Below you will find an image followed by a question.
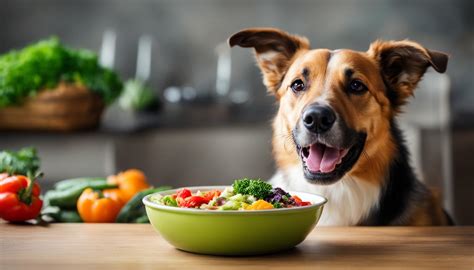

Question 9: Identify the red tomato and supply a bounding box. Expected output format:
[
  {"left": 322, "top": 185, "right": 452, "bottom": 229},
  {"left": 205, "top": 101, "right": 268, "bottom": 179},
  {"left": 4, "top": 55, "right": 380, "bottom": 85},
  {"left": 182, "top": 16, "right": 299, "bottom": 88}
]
[
  {"left": 176, "top": 189, "right": 192, "bottom": 199},
  {"left": 292, "top": 195, "right": 303, "bottom": 204},
  {"left": 181, "top": 196, "right": 207, "bottom": 208},
  {"left": 292, "top": 195, "right": 311, "bottom": 206},
  {"left": 176, "top": 189, "right": 192, "bottom": 207},
  {"left": 202, "top": 190, "right": 221, "bottom": 203}
]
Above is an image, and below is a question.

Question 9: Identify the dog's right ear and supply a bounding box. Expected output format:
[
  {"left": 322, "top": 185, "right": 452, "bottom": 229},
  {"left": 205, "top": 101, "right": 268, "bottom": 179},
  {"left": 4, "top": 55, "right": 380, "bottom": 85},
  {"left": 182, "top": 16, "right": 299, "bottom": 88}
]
[{"left": 229, "top": 28, "right": 310, "bottom": 94}]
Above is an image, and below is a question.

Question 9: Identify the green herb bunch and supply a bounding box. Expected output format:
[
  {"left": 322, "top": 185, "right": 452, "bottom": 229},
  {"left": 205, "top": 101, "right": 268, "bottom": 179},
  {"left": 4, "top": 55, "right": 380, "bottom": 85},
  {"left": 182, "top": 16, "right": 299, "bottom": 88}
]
[
  {"left": 0, "top": 38, "right": 123, "bottom": 107},
  {"left": 0, "top": 147, "right": 40, "bottom": 176},
  {"left": 232, "top": 178, "right": 272, "bottom": 199}
]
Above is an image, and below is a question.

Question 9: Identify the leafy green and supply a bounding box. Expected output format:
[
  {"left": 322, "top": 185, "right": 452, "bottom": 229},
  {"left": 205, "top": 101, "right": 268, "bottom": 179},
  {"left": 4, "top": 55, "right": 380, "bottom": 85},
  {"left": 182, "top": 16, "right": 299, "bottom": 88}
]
[
  {"left": 221, "top": 200, "right": 243, "bottom": 210},
  {"left": 0, "top": 147, "right": 40, "bottom": 176},
  {"left": 162, "top": 195, "right": 178, "bottom": 207},
  {"left": 232, "top": 178, "right": 272, "bottom": 199},
  {"left": 0, "top": 38, "right": 123, "bottom": 107},
  {"left": 273, "top": 202, "right": 283, "bottom": 208}
]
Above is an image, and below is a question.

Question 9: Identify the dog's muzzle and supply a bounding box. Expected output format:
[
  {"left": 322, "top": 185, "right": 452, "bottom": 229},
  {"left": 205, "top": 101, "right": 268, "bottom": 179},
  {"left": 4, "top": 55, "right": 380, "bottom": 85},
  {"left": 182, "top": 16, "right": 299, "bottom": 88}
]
[{"left": 293, "top": 103, "right": 366, "bottom": 184}]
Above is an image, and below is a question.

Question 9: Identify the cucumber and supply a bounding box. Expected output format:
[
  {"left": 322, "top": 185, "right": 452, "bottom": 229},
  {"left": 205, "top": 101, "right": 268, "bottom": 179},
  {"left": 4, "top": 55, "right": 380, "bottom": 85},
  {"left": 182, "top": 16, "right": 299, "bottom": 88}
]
[
  {"left": 57, "top": 210, "right": 82, "bottom": 223},
  {"left": 116, "top": 186, "right": 171, "bottom": 223},
  {"left": 133, "top": 215, "right": 150, "bottom": 223},
  {"left": 45, "top": 182, "right": 117, "bottom": 209},
  {"left": 54, "top": 177, "right": 107, "bottom": 190},
  {"left": 41, "top": 206, "right": 82, "bottom": 223},
  {"left": 41, "top": 205, "right": 61, "bottom": 219}
]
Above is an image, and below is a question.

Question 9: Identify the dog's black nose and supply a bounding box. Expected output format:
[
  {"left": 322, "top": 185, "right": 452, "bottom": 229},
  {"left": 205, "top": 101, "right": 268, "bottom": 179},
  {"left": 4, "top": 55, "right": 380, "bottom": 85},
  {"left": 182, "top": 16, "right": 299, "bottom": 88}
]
[{"left": 302, "top": 105, "right": 336, "bottom": 133}]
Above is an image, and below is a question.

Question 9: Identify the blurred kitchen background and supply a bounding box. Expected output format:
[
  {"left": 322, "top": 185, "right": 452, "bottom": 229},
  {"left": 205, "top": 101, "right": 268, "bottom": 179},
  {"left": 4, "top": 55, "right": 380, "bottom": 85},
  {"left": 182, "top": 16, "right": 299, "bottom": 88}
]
[{"left": 0, "top": 0, "right": 472, "bottom": 224}]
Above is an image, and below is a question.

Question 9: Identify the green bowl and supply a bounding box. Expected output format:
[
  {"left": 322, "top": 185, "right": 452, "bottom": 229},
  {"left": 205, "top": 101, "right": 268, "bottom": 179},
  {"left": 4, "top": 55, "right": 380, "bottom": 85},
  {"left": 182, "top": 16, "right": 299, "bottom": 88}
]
[{"left": 143, "top": 186, "right": 327, "bottom": 256}]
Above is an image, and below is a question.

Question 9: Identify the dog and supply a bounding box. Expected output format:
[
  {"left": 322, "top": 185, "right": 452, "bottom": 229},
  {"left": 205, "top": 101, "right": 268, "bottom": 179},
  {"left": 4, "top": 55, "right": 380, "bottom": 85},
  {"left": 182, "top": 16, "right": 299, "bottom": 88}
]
[{"left": 229, "top": 28, "right": 452, "bottom": 226}]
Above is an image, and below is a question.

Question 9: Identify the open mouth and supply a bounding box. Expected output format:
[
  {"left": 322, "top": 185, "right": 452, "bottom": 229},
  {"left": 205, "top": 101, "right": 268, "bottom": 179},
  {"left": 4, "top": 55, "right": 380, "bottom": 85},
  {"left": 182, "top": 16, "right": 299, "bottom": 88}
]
[{"left": 297, "top": 134, "right": 366, "bottom": 184}]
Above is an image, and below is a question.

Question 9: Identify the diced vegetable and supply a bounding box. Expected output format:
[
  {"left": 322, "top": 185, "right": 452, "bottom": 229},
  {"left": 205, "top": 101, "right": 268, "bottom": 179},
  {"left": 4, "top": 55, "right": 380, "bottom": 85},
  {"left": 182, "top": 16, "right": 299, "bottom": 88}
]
[
  {"left": 202, "top": 190, "right": 221, "bottom": 202},
  {"left": 266, "top": 187, "right": 297, "bottom": 207},
  {"left": 292, "top": 195, "right": 311, "bottom": 206},
  {"left": 150, "top": 179, "right": 311, "bottom": 211},
  {"left": 246, "top": 200, "right": 274, "bottom": 210},
  {"left": 176, "top": 188, "right": 192, "bottom": 199},
  {"left": 161, "top": 195, "right": 178, "bottom": 207},
  {"left": 221, "top": 200, "right": 243, "bottom": 210},
  {"left": 179, "top": 196, "right": 208, "bottom": 208}
]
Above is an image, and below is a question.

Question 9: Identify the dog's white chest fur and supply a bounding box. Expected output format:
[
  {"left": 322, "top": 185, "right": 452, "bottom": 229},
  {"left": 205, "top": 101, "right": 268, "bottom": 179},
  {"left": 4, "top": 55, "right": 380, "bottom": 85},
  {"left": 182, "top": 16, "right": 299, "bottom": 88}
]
[{"left": 269, "top": 166, "right": 381, "bottom": 226}]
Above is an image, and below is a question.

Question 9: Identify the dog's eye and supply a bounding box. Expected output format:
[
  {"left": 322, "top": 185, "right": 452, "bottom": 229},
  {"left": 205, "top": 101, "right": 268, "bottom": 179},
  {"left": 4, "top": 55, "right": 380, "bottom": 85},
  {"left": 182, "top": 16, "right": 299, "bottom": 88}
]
[
  {"left": 291, "top": 79, "right": 305, "bottom": 93},
  {"left": 349, "top": 80, "right": 368, "bottom": 94}
]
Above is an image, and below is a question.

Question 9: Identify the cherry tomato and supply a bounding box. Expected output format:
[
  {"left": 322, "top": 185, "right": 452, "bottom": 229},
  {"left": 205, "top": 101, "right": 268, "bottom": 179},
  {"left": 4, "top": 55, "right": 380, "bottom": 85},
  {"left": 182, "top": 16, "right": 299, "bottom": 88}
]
[
  {"left": 292, "top": 195, "right": 311, "bottom": 206},
  {"left": 181, "top": 196, "right": 207, "bottom": 208},
  {"left": 202, "top": 190, "right": 221, "bottom": 203},
  {"left": 176, "top": 189, "right": 192, "bottom": 199}
]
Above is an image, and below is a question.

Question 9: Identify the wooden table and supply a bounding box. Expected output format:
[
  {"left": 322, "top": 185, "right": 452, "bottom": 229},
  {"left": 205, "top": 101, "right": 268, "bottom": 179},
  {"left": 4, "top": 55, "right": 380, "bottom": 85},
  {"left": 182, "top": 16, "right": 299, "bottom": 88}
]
[{"left": 1, "top": 224, "right": 473, "bottom": 270}]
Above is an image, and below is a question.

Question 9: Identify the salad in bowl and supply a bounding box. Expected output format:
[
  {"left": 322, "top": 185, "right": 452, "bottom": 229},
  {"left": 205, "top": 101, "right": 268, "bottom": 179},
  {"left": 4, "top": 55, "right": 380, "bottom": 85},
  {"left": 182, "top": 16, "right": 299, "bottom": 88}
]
[
  {"left": 143, "top": 178, "right": 326, "bottom": 256},
  {"left": 149, "top": 178, "right": 311, "bottom": 211}
]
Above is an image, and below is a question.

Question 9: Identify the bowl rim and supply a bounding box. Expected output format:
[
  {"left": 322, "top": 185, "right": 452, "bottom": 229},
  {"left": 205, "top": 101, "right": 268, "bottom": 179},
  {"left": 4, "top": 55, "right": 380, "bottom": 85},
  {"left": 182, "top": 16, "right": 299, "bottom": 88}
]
[{"left": 143, "top": 185, "right": 327, "bottom": 214}]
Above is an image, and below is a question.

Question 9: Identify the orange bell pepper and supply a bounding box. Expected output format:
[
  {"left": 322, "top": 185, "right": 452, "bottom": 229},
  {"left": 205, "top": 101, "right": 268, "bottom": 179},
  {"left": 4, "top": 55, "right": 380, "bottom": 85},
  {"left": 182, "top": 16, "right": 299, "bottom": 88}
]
[
  {"left": 77, "top": 188, "right": 122, "bottom": 223},
  {"left": 102, "top": 188, "right": 126, "bottom": 204},
  {"left": 107, "top": 169, "right": 150, "bottom": 203}
]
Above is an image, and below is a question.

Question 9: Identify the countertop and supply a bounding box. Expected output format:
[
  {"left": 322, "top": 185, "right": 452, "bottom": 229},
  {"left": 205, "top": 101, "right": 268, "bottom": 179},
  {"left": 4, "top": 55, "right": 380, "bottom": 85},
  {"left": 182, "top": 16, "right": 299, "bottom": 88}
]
[{"left": 1, "top": 224, "right": 473, "bottom": 269}]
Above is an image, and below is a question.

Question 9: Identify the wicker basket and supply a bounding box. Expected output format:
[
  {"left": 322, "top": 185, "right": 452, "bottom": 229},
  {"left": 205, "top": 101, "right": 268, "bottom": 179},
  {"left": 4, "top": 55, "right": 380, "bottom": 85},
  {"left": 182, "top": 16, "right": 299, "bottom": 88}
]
[{"left": 0, "top": 83, "right": 104, "bottom": 131}]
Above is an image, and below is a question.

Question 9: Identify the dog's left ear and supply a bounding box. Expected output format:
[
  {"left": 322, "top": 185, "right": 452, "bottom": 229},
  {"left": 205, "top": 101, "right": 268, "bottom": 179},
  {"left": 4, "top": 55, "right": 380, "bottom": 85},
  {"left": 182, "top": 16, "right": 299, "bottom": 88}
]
[
  {"left": 368, "top": 40, "right": 448, "bottom": 108},
  {"left": 229, "top": 28, "right": 310, "bottom": 95}
]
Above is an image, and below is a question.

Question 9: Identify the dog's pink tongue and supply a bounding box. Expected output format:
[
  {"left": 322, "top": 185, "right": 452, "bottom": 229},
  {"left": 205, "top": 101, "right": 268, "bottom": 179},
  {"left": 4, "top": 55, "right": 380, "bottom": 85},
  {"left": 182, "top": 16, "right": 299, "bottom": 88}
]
[
  {"left": 320, "top": 147, "right": 342, "bottom": 173},
  {"left": 305, "top": 144, "right": 324, "bottom": 172},
  {"left": 306, "top": 144, "right": 348, "bottom": 173}
]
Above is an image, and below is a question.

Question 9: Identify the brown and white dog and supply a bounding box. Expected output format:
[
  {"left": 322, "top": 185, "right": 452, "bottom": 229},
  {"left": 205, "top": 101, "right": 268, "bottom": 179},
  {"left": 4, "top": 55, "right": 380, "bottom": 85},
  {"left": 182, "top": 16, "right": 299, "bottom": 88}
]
[{"left": 229, "top": 28, "right": 452, "bottom": 226}]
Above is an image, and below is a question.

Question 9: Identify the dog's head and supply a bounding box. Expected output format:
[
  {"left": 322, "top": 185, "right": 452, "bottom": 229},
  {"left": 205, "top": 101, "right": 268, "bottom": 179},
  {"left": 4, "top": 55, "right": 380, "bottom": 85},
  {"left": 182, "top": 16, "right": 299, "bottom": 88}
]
[{"left": 229, "top": 28, "right": 448, "bottom": 185}]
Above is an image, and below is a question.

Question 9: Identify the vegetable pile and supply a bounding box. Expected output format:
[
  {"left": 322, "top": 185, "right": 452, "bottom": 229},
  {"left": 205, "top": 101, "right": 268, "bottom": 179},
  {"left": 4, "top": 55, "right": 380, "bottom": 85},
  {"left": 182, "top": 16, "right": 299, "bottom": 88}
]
[
  {"left": 0, "top": 148, "right": 308, "bottom": 223},
  {"left": 0, "top": 38, "right": 123, "bottom": 108},
  {"left": 151, "top": 178, "right": 311, "bottom": 211},
  {"left": 0, "top": 147, "right": 171, "bottom": 223},
  {"left": 43, "top": 169, "right": 171, "bottom": 223}
]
